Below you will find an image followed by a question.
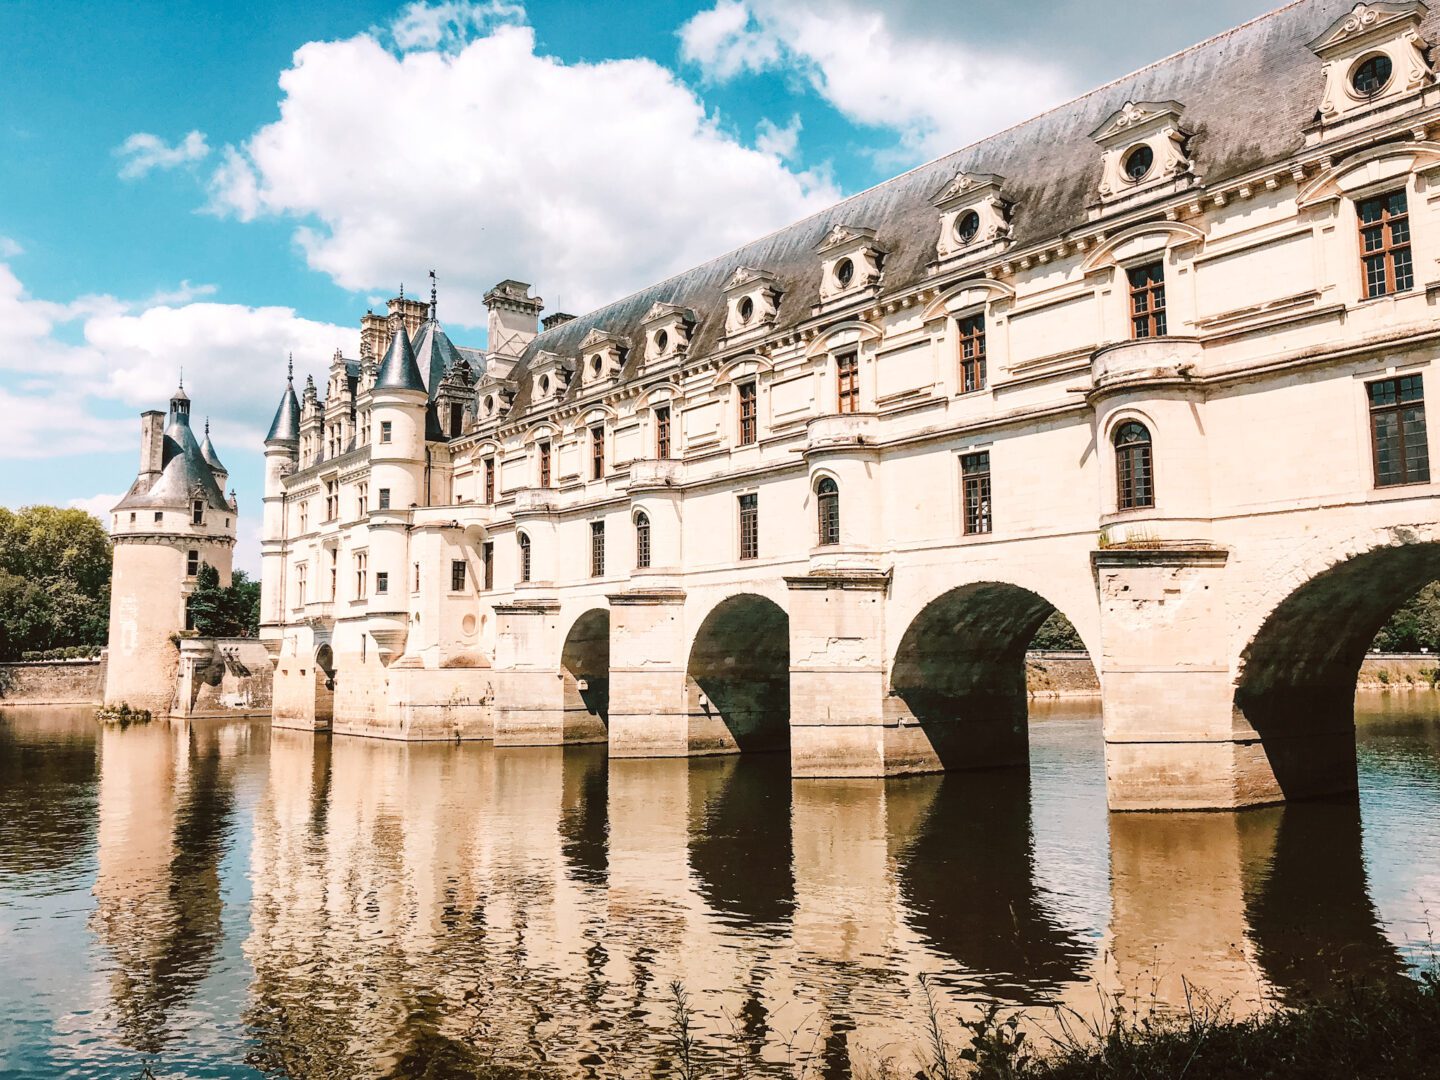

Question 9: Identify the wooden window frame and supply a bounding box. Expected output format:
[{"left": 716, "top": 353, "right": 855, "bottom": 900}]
[
  {"left": 482, "top": 542, "right": 495, "bottom": 591},
  {"left": 518, "top": 533, "right": 532, "bottom": 583},
  {"left": 737, "top": 381, "right": 758, "bottom": 446},
  {"left": 816, "top": 477, "right": 840, "bottom": 546},
  {"left": 961, "top": 451, "right": 992, "bottom": 535},
  {"left": 835, "top": 351, "right": 860, "bottom": 414},
  {"left": 1114, "top": 421, "right": 1156, "bottom": 511},
  {"left": 590, "top": 425, "right": 605, "bottom": 481},
  {"left": 590, "top": 520, "right": 606, "bottom": 577},
  {"left": 958, "top": 315, "right": 987, "bottom": 393},
  {"left": 1127, "top": 262, "right": 1167, "bottom": 339},
  {"left": 1368, "top": 374, "right": 1430, "bottom": 487},
  {"left": 186, "top": 550, "right": 199, "bottom": 577},
  {"left": 375, "top": 571, "right": 389, "bottom": 595},
  {"left": 538, "top": 440, "right": 552, "bottom": 488},
  {"left": 377, "top": 488, "right": 391, "bottom": 511},
  {"left": 484, "top": 456, "right": 496, "bottom": 503},
  {"left": 738, "top": 493, "right": 759, "bottom": 560},
  {"left": 450, "top": 559, "right": 467, "bottom": 593},
  {"left": 635, "top": 512, "right": 652, "bottom": 569},
  {"left": 379, "top": 420, "right": 392, "bottom": 444},
  {"left": 1358, "top": 189, "right": 1414, "bottom": 299},
  {"left": 654, "top": 405, "right": 671, "bottom": 459}
]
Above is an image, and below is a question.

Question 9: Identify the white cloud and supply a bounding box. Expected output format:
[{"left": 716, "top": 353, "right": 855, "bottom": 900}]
[
  {"left": 206, "top": 6, "right": 839, "bottom": 318},
  {"left": 67, "top": 493, "right": 124, "bottom": 526},
  {"left": 116, "top": 130, "right": 211, "bottom": 180},
  {"left": 0, "top": 257, "right": 351, "bottom": 461},
  {"left": 142, "top": 280, "right": 219, "bottom": 306},
  {"left": 679, "top": 0, "right": 1076, "bottom": 160},
  {"left": 387, "top": 0, "right": 524, "bottom": 51},
  {"left": 755, "top": 114, "right": 802, "bottom": 162},
  {"left": 0, "top": 237, "right": 22, "bottom": 259},
  {"left": 678, "top": 0, "right": 781, "bottom": 81}
]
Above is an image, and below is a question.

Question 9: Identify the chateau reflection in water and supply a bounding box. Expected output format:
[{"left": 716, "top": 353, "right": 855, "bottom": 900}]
[{"left": 0, "top": 698, "right": 1434, "bottom": 1078}]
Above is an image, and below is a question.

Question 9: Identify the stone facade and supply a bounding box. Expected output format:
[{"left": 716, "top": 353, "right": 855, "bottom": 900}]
[{"left": 266, "top": 1, "right": 1440, "bottom": 808}]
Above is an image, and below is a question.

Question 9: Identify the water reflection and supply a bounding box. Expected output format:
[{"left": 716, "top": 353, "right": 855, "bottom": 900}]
[{"left": 0, "top": 700, "right": 1438, "bottom": 1078}]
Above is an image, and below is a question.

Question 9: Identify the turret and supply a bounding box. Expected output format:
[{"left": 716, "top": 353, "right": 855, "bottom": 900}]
[
  {"left": 199, "top": 417, "right": 229, "bottom": 492},
  {"left": 260, "top": 363, "right": 301, "bottom": 638},
  {"left": 105, "top": 382, "right": 237, "bottom": 715}
]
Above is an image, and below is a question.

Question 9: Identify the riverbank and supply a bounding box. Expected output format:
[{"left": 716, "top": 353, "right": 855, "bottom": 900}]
[{"left": 0, "top": 657, "right": 105, "bottom": 705}]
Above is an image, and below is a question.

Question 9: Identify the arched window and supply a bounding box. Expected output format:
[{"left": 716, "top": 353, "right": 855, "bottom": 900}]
[
  {"left": 1114, "top": 421, "right": 1154, "bottom": 510},
  {"left": 816, "top": 476, "right": 840, "bottom": 546},
  {"left": 517, "top": 532, "right": 532, "bottom": 583},
  {"left": 635, "top": 511, "right": 652, "bottom": 569}
]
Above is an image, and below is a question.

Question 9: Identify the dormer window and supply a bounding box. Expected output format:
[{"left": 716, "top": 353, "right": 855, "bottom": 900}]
[
  {"left": 191, "top": 499, "right": 204, "bottom": 525},
  {"left": 723, "top": 267, "right": 781, "bottom": 337},
  {"left": 1090, "top": 101, "right": 1193, "bottom": 213},
  {"left": 815, "top": 224, "right": 885, "bottom": 303},
  {"left": 640, "top": 302, "right": 695, "bottom": 362},
  {"left": 539, "top": 375, "right": 550, "bottom": 396},
  {"left": 1308, "top": 3, "right": 1435, "bottom": 132},
  {"left": 579, "top": 329, "right": 624, "bottom": 385},
  {"left": 931, "top": 173, "right": 1012, "bottom": 263}
]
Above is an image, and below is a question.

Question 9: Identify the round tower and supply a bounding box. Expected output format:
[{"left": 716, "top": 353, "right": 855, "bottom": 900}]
[
  {"left": 105, "top": 383, "right": 238, "bottom": 715},
  {"left": 366, "top": 324, "right": 429, "bottom": 660},
  {"left": 259, "top": 362, "right": 301, "bottom": 645}
]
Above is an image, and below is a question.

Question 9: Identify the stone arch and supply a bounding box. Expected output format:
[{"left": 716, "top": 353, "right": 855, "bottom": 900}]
[
  {"left": 888, "top": 580, "right": 1092, "bottom": 770},
  {"left": 313, "top": 642, "right": 335, "bottom": 726},
  {"left": 686, "top": 593, "right": 790, "bottom": 753},
  {"left": 560, "top": 607, "right": 610, "bottom": 730},
  {"left": 1232, "top": 525, "right": 1440, "bottom": 800}
]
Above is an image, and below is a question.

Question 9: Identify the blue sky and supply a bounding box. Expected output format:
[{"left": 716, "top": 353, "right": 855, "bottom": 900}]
[{"left": 0, "top": 0, "right": 1276, "bottom": 569}]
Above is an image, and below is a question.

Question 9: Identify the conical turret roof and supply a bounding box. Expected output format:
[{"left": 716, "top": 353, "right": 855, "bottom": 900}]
[
  {"left": 199, "top": 418, "right": 227, "bottom": 475},
  {"left": 265, "top": 374, "right": 301, "bottom": 445},
  {"left": 412, "top": 319, "right": 469, "bottom": 398},
  {"left": 375, "top": 324, "right": 426, "bottom": 392}
]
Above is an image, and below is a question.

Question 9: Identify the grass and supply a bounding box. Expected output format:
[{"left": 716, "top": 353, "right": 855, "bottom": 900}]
[{"left": 657, "top": 968, "right": 1440, "bottom": 1080}]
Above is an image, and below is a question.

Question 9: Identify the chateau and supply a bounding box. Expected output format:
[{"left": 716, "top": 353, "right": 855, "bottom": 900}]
[{"left": 263, "top": 0, "right": 1440, "bottom": 811}]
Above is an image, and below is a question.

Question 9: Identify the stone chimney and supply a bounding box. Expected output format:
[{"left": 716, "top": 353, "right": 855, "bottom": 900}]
[
  {"left": 484, "top": 280, "right": 544, "bottom": 359},
  {"left": 542, "top": 312, "right": 576, "bottom": 332},
  {"left": 137, "top": 410, "right": 164, "bottom": 493},
  {"left": 360, "top": 310, "right": 389, "bottom": 363},
  {"left": 387, "top": 291, "right": 429, "bottom": 340}
]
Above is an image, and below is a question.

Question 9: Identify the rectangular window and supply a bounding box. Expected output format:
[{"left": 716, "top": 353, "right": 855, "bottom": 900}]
[
  {"left": 191, "top": 499, "right": 205, "bottom": 525},
  {"left": 296, "top": 563, "right": 307, "bottom": 606},
  {"left": 836, "top": 351, "right": 860, "bottom": 413},
  {"left": 378, "top": 488, "right": 390, "bottom": 510},
  {"left": 591, "top": 425, "right": 605, "bottom": 480},
  {"left": 449, "top": 402, "right": 464, "bottom": 437},
  {"left": 357, "top": 483, "right": 368, "bottom": 516},
  {"left": 413, "top": 563, "right": 421, "bottom": 592},
  {"left": 329, "top": 548, "right": 337, "bottom": 599},
  {"left": 738, "top": 381, "right": 757, "bottom": 445},
  {"left": 376, "top": 571, "right": 389, "bottom": 595},
  {"left": 962, "top": 451, "right": 992, "bottom": 535},
  {"left": 539, "top": 441, "right": 552, "bottom": 488},
  {"left": 738, "top": 493, "right": 758, "bottom": 560},
  {"left": 154, "top": 511, "right": 163, "bottom": 523},
  {"left": 325, "top": 480, "right": 339, "bottom": 521},
  {"left": 355, "top": 552, "right": 368, "bottom": 598},
  {"left": 380, "top": 420, "right": 392, "bottom": 444},
  {"left": 958, "top": 315, "right": 987, "bottom": 393},
  {"left": 1369, "top": 374, "right": 1430, "bottom": 487},
  {"left": 1359, "top": 190, "right": 1414, "bottom": 299},
  {"left": 298, "top": 501, "right": 309, "bottom": 533},
  {"left": 451, "top": 560, "right": 466, "bottom": 592},
  {"left": 484, "top": 457, "right": 496, "bottom": 503},
  {"left": 655, "top": 406, "right": 671, "bottom": 459},
  {"left": 590, "top": 520, "right": 606, "bottom": 577},
  {"left": 1128, "top": 262, "right": 1167, "bottom": 339},
  {"left": 482, "top": 542, "right": 495, "bottom": 591},
  {"left": 186, "top": 550, "right": 199, "bottom": 577}
]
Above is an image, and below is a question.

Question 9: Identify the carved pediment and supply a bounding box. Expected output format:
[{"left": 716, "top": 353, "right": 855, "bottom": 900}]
[
  {"left": 642, "top": 301, "right": 695, "bottom": 326},
  {"left": 580, "top": 327, "right": 622, "bottom": 350},
  {"left": 724, "top": 265, "right": 777, "bottom": 292},
  {"left": 931, "top": 171, "right": 1005, "bottom": 208},
  {"left": 1090, "top": 100, "right": 1186, "bottom": 145},
  {"left": 815, "top": 223, "right": 877, "bottom": 253},
  {"left": 1308, "top": 2, "right": 1428, "bottom": 55}
]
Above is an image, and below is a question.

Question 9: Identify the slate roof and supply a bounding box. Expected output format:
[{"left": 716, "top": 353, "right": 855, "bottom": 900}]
[
  {"left": 412, "top": 319, "right": 472, "bottom": 397},
  {"left": 375, "top": 323, "right": 427, "bottom": 392},
  {"left": 115, "top": 406, "right": 231, "bottom": 513},
  {"left": 265, "top": 378, "right": 301, "bottom": 445},
  {"left": 499, "top": 0, "right": 1436, "bottom": 419},
  {"left": 200, "top": 420, "right": 227, "bottom": 476}
]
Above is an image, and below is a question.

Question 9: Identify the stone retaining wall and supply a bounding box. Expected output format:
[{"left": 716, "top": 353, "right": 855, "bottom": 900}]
[{"left": 0, "top": 658, "right": 106, "bottom": 705}]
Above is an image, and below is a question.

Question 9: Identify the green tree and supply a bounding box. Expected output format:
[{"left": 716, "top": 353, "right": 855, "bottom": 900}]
[
  {"left": 187, "top": 564, "right": 261, "bottom": 638},
  {"left": 1031, "top": 610, "right": 1086, "bottom": 652},
  {"left": 1372, "top": 580, "right": 1440, "bottom": 653},
  {"left": 0, "top": 506, "right": 111, "bottom": 661}
]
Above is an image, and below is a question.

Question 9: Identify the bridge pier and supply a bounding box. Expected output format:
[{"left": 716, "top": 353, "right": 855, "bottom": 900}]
[
  {"left": 492, "top": 601, "right": 606, "bottom": 746},
  {"left": 606, "top": 589, "right": 698, "bottom": 756}
]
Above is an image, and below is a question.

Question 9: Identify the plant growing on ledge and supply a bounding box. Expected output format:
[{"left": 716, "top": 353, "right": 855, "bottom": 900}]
[
  {"left": 186, "top": 563, "right": 260, "bottom": 638},
  {"left": 94, "top": 702, "right": 151, "bottom": 726}
]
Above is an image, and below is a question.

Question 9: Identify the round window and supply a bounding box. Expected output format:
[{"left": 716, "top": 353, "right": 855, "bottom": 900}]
[
  {"left": 655, "top": 329, "right": 668, "bottom": 352},
  {"left": 1123, "top": 144, "right": 1154, "bottom": 182},
  {"left": 738, "top": 296, "right": 755, "bottom": 323},
  {"left": 539, "top": 375, "right": 550, "bottom": 395},
  {"left": 955, "top": 210, "right": 981, "bottom": 244},
  {"left": 1352, "top": 53, "right": 1393, "bottom": 96},
  {"left": 485, "top": 395, "right": 495, "bottom": 414},
  {"left": 591, "top": 354, "right": 603, "bottom": 374},
  {"left": 835, "top": 257, "right": 855, "bottom": 287}
]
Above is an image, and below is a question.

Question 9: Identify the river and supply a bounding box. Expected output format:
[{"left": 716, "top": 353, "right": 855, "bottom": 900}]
[{"left": 1, "top": 696, "right": 1437, "bottom": 1078}]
